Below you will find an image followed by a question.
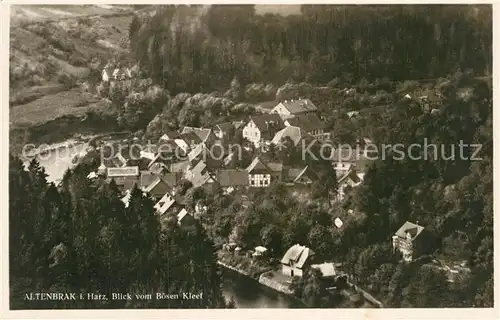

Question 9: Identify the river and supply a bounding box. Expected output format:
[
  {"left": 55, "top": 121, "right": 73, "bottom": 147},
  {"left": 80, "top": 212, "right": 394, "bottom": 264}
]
[
  {"left": 221, "top": 269, "right": 304, "bottom": 308},
  {"left": 22, "top": 141, "right": 89, "bottom": 184}
]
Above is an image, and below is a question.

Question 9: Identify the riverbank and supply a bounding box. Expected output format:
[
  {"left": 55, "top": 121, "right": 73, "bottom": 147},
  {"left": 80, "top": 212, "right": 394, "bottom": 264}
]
[
  {"left": 218, "top": 261, "right": 306, "bottom": 308},
  {"left": 217, "top": 255, "right": 382, "bottom": 309}
]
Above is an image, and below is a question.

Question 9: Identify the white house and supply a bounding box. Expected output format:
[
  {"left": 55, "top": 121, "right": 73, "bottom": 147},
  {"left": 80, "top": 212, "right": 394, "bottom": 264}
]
[
  {"left": 246, "top": 157, "right": 272, "bottom": 188},
  {"left": 280, "top": 244, "right": 315, "bottom": 278},
  {"left": 242, "top": 114, "right": 285, "bottom": 147},
  {"left": 271, "top": 99, "right": 318, "bottom": 118}
]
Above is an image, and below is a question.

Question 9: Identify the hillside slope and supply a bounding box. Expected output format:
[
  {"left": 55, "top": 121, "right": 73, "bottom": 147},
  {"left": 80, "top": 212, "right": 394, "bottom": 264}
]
[{"left": 9, "top": 5, "right": 140, "bottom": 152}]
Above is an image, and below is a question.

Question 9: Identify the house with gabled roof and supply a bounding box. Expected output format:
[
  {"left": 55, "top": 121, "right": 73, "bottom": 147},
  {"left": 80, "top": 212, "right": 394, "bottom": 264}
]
[
  {"left": 242, "top": 114, "right": 285, "bottom": 147},
  {"left": 107, "top": 166, "right": 140, "bottom": 191},
  {"left": 213, "top": 122, "right": 235, "bottom": 139},
  {"left": 281, "top": 244, "right": 316, "bottom": 278},
  {"left": 337, "top": 168, "right": 364, "bottom": 201},
  {"left": 159, "top": 131, "right": 180, "bottom": 142},
  {"left": 185, "top": 160, "right": 218, "bottom": 189},
  {"left": 143, "top": 177, "right": 174, "bottom": 201},
  {"left": 177, "top": 208, "right": 197, "bottom": 230},
  {"left": 284, "top": 114, "right": 329, "bottom": 141},
  {"left": 154, "top": 191, "right": 182, "bottom": 216},
  {"left": 175, "top": 131, "right": 202, "bottom": 153},
  {"left": 216, "top": 169, "right": 248, "bottom": 193},
  {"left": 181, "top": 127, "right": 217, "bottom": 146},
  {"left": 272, "top": 99, "right": 318, "bottom": 118},
  {"left": 102, "top": 64, "right": 114, "bottom": 82},
  {"left": 246, "top": 157, "right": 273, "bottom": 188},
  {"left": 271, "top": 126, "right": 304, "bottom": 147},
  {"left": 284, "top": 166, "right": 318, "bottom": 185},
  {"left": 392, "top": 221, "right": 426, "bottom": 262}
]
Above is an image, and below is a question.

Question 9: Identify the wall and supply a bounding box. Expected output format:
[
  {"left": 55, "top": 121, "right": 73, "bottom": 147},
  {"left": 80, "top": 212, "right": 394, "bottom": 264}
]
[
  {"left": 259, "top": 273, "right": 294, "bottom": 296},
  {"left": 249, "top": 173, "right": 271, "bottom": 187},
  {"left": 281, "top": 264, "right": 303, "bottom": 278},
  {"left": 242, "top": 120, "right": 261, "bottom": 147}
]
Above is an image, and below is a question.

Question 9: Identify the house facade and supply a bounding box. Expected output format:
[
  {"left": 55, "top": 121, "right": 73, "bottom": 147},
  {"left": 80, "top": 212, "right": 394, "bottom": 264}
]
[
  {"left": 246, "top": 157, "right": 272, "bottom": 187},
  {"left": 337, "top": 169, "right": 364, "bottom": 201},
  {"left": 272, "top": 99, "right": 318, "bottom": 118},
  {"left": 280, "top": 244, "right": 315, "bottom": 278},
  {"left": 107, "top": 166, "right": 140, "bottom": 190},
  {"left": 392, "top": 221, "right": 425, "bottom": 262},
  {"left": 284, "top": 114, "right": 330, "bottom": 141},
  {"left": 242, "top": 114, "right": 285, "bottom": 147}
]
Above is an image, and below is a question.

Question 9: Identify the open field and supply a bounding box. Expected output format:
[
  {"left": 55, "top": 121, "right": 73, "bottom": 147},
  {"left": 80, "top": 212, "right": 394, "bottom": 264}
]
[
  {"left": 10, "top": 5, "right": 134, "bottom": 25},
  {"left": 10, "top": 90, "right": 108, "bottom": 129},
  {"left": 9, "top": 4, "right": 136, "bottom": 147}
]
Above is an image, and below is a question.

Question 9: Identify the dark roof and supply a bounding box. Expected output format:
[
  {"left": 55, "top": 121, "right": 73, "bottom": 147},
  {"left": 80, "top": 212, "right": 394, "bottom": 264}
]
[
  {"left": 267, "top": 162, "right": 283, "bottom": 173},
  {"left": 279, "top": 99, "right": 318, "bottom": 114},
  {"left": 338, "top": 169, "right": 362, "bottom": 184},
  {"left": 246, "top": 157, "right": 271, "bottom": 173},
  {"left": 181, "top": 127, "right": 213, "bottom": 143},
  {"left": 286, "top": 114, "right": 326, "bottom": 132},
  {"left": 162, "top": 172, "right": 182, "bottom": 187},
  {"left": 170, "top": 161, "right": 190, "bottom": 173},
  {"left": 139, "top": 171, "right": 158, "bottom": 189},
  {"left": 215, "top": 122, "right": 235, "bottom": 134},
  {"left": 248, "top": 114, "right": 285, "bottom": 133},
  {"left": 216, "top": 169, "right": 248, "bottom": 187},
  {"left": 115, "top": 179, "right": 138, "bottom": 191},
  {"left": 395, "top": 221, "right": 425, "bottom": 239},
  {"left": 144, "top": 177, "right": 174, "bottom": 198},
  {"left": 286, "top": 166, "right": 317, "bottom": 183},
  {"left": 160, "top": 131, "right": 180, "bottom": 141},
  {"left": 179, "top": 132, "right": 202, "bottom": 145}
]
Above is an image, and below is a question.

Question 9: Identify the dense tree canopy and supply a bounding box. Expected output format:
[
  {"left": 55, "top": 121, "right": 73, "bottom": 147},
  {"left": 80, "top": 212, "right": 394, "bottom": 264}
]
[
  {"left": 130, "top": 5, "right": 491, "bottom": 94},
  {"left": 9, "top": 157, "right": 230, "bottom": 309}
]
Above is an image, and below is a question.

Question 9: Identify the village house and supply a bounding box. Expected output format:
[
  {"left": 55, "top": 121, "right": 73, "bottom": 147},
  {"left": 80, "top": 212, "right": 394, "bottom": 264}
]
[
  {"left": 331, "top": 148, "right": 371, "bottom": 178},
  {"left": 337, "top": 169, "right": 365, "bottom": 201},
  {"left": 106, "top": 166, "right": 140, "bottom": 191},
  {"left": 280, "top": 244, "right": 316, "bottom": 278},
  {"left": 181, "top": 126, "right": 217, "bottom": 147},
  {"left": 185, "top": 160, "right": 218, "bottom": 190},
  {"left": 213, "top": 121, "right": 243, "bottom": 139},
  {"left": 177, "top": 208, "right": 197, "bottom": 231},
  {"left": 246, "top": 157, "right": 273, "bottom": 188},
  {"left": 143, "top": 177, "right": 175, "bottom": 201},
  {"left": 216, "top": 169, "right": 248, "bottom": 194},
  {"left": 266, "top": 161, "right": 284, "bottom": 182},
  {"left": 101, "top": 63, "right": 133, "bottom": 83},
  {"left": 169, "top": 160, "right": 191, "bottom": 175},
  {"left": 284, "top": 114, "right": 330, "bottom": 141},
  {"left": 242, "top": 114, "right": 285, "bottom": 147},
  {"left": 392, "top": 221, "right": 426, "bottom": 262},
  {"left": 154, "top": 191, "right": 184, "bottom": 217},
  {"left": 174, "top": 131, "right": 202, "bottom": 153},
  {"left": 311, "top": 262, "right": 347, "bottom": 281},
  {"left": 271, "top": 99, "right": 318, "bottom": 119},
  {"left": 271, "top": 126, "right": 304, "bottom": 147},
  {"left": 159, "top": 131, "right": 180, "bottom": 142},
  {"left": 284, "top": 166, "right": 318, "bottom": 185}
]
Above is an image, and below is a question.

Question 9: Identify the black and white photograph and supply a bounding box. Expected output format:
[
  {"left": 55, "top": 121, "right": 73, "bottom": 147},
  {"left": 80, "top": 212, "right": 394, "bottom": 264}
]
[{"left": 6, "top": 3, "right": 494, "bottom": 312}]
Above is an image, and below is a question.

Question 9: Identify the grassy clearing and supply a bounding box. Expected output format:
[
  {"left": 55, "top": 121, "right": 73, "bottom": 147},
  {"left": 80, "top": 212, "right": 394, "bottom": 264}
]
[
  {"left": 10, "top": 90, "right": 106, "bottom": 128},
  {"left": 10, "top": 84, "right": 66, "bottom": 106}
]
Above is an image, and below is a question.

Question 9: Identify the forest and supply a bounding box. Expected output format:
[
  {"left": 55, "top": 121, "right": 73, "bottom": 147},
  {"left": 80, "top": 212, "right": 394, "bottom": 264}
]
[
  {"left": 9, "top": 157, "right": 234, "bottom": 309},
  {"left": 129, "top": 5, "right": 491, "bottom": 94}
]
